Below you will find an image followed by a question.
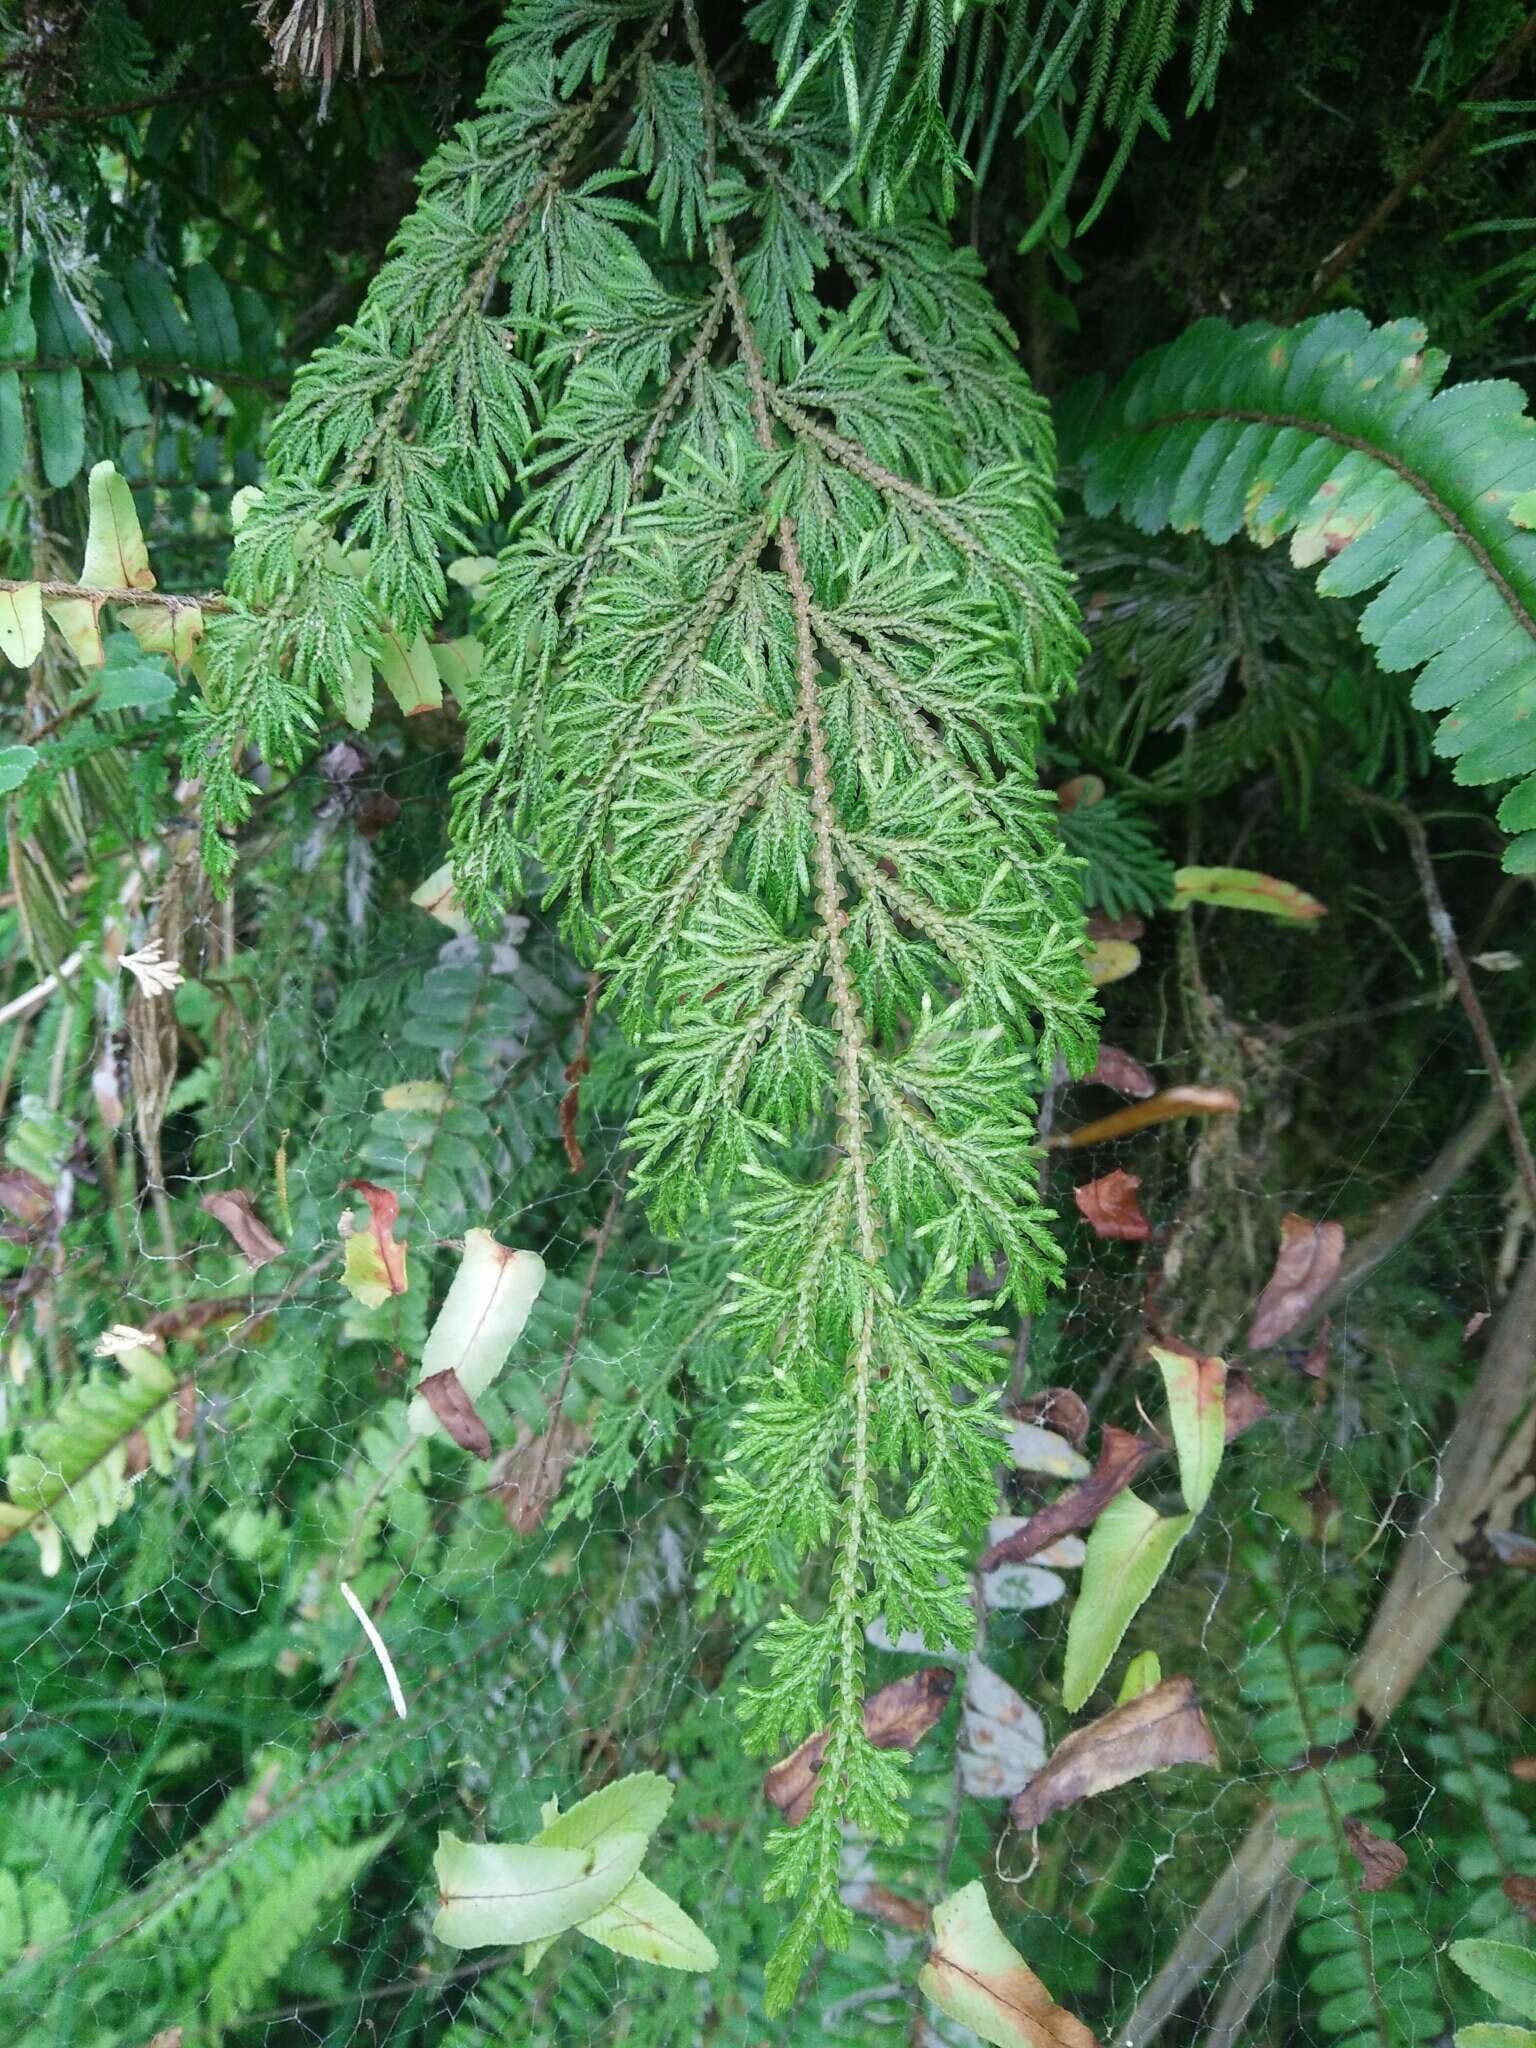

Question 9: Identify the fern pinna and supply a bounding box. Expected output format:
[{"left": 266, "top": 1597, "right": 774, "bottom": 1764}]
[
  {"left": 1074, "top": 310, "right": 1536, "bottom": 873},
  {"left": 190, "top": 0, "right": 1094, "bottom": 1992}
]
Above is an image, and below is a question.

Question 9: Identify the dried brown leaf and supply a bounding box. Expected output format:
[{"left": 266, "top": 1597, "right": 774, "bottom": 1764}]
[
  {"left": 416, "top": 1368, "right": 493, "bottom": 1460},
  {"left": 1343, "top": 1819, "right": 1408, "bottom": 1893},
  {"left": 1086, "top": 913, "right": 1145, "bottom": 944},
  {"left": 1222, "top": 1367, "right": 1271, "bottom": 1443},
  {"left": 1009, "top": 1676, "right": 1218, "bottom": 1830},
  {"left": 979, "top": 1426, "right": 1154, "bottom": 1571},
  {"left": 1247, "top": 1212, "right": 1345, "bottom": 1350},
  {"left": 1013, "top": 1388, "right": 1091, "bottom": 1451},
  {"left": 492, "top": 1414, "right": 593, "bottom": 1535},
  {"left": 845, "top": 1882, "right": 932, "bottom": 1933},
  {"left": 1073, "top": 1169, "right": 1151, "bottom": 1242},
  {"left": 1085, "top": 1046, "right": 1157, "bottom": 1098},
  {"left": 1049, "top": 1087, "right": 1242, "bottom": 1150},
  {"left": 1513, "top": 1757, "right": 1536, "bottom": 1784},
  {"left": 200, "top": 1189, "right": 285, "bottom": 1269},
  {"left": 765, "top": 1667, "right": 955, "bottom": 1827},
  {"left": 0, "top": 1167, "right": 54, "bottom": 1229},
  {"left": 1502, "top": 1875, "right": 1536, "bottom": 1922}
]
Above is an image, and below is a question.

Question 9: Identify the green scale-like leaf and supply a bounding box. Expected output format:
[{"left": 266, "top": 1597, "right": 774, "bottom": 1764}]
[{"left": 1077, "top": 310, "right": 1536, "bottom": 871}]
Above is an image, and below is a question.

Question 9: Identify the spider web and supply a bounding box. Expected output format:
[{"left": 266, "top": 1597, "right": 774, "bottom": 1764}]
[{"left": 0, "top": 707, "right": 1533, "bottom": 2048}]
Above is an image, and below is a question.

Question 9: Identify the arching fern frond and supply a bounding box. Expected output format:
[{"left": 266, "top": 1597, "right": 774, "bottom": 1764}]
[
  {"left": 1242, "top": 1598, "right": 1443, "bottom": 2048},
  {"left": 1074, "top": 311, "right": 1536, "bottom": 873}
]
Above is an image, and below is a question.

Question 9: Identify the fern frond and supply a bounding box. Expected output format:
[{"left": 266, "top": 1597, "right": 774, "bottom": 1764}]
[
  {"left": 1242, "top": 1598, "right": 1443, "bottom": 2048},
  {"left": 1075, "top": 310, "right": 1536, "bottom": 872},
  {"left": 0, "top": 1337, "right": 191, "bottom": 1575}
]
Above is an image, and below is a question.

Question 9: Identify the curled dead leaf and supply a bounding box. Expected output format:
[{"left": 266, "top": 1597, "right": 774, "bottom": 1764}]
[
  {"left": 1247, "top": 1212, "right": 1345, "bottom": 1350},
  {"left": 1049, "top": 1087, "right": 1242, "bottom": 1149},
  {"left": 1010, "top": 1676, "right": 1218, "bottom": 1831},
  {"left": 1074, "top": 1169, "right": 1151, "bottom": 1242},
  {"left": 980, "top": 1425, "right": 1154, "bottom": 1572},
  {"left": 200, "top": 1189, "right": 286, "bottom": 1269},
  {"left": 492, "top": 1414, "right": 592, "bottom": 1534},
  {"left": 1086, "top": 1045, "right": 1157, "bottom": 1098},
  {"left": 1343, "top": 1818, "right": 1408, "bottom": 1893},
  {"left": 765, "top": 1667, "right": 954, "bottom": 1828},
  {"left": 1012, "top": 1388, "right": 1090, "bottom": 1451},
  {"left": 416, "top": 1368, "right": 493, "bottom": 1460}
]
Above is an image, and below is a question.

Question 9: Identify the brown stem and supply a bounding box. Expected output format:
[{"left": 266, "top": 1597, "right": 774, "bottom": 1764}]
[
  {"left": 0, "top": 577, "right": 229, "bottom": 612},
  {"left": 529, "top": 1176, "right": 627, "bottom": 1505},
  {"left": 1291, "top": 10, "right": 1536, "bottom": 320},
  {"left": 1347, "top": 787, "right": 1536, "bottom": 1216},
  {"left": 1120, "top": 1243, "right": 1536, "bottom": 2046}
]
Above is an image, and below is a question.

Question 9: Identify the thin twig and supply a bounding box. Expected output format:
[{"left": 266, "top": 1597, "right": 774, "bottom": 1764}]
[
  {"left": 1347, "top": 787, "right": 1536, "bottom": 1215},
  {"left": 528, "top": 1175, "right": 627, "bottom": 1504},
  {"left": 1290, "top": 8, "right": 1536, "bottom": 319}
]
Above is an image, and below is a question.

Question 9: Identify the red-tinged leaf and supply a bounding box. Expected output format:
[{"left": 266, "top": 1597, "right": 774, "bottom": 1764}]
[
  {"left": 845, "top": 1882, "right": 932, "bottom": 1933},
  {"left": 1086, "top": 1046, "right": 1156, "bottom": 1098},
  {"left": 919, "top": 1882, "right": 1100, "bottom": 2048},
  {"left": 340, "top": 1180, "right": 407, "bottom": 1309},
  {"left": 1152, "top": 1341, "right": 1225, "bottom": 1513},
  {"left": 1223, "top": 1368, "right": 1270, "bottom": 1442},
  {"left": 1344, "top": 1819, "right": 1408, "bottom": 1893},
  {"left": 0, "top": 1167, "right": 55, "bottom": 1229},
  {"left": 1009, "top": 1677, "right": 1218, "bottom": 1830},
  {"left": 1056, "top": 775, "right": 1105, "bottom": 815},
  {"left": 1171, "top": 866, "right": 1327, "bottom": 922},
  {"left": 199, "top": 1189, "right": 285, "bottom": 1269},
  {"left": 1049, "top": 1087, "right": 1242, "bottom": 1150},
  {"left": 979, "top": 1426, "right": 1155, "bottom": 1571},
  {"left": 1086, "top": 913, "right": 1144, "bottom": 943},
  {"left": 1247, "top": 1212, "right": 1345, "bottom": 1350},
  {"left": 416, "top": 1368, "right": 493, "bottom": 1460},
  {"left": 1503, "top": 1875, "right": 1536, "bottom": 1922},
  {"left": 492, "top": 1415, "right": 592, "bottom": 1534},
  {"left": 1300, "top": 1316, "right": 1332, "bottom": 1381},
  {"left": 1074, "top": 1169, "right": 1151, "bottom": 1241},
  {"left": 764, "top": 1667, "right": 955, "bottom": 1827},
  {"left": 1013, "top": 1388, "right": 1091, "bottom": 1451}
]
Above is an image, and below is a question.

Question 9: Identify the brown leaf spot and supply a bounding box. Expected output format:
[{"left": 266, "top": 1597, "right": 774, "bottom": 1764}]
[
  {"left": 1085, "top": 912, "right": 1145, "bottom": 944},
  {"left": 200, "top": 1189, "right": 286, "bottom": 1269},
  {"left": 765, "top": 1667, "right": 954, "bottom": 1827},
  {"left": 1074, "top": 1169, "right": 1151, "bottom": 1242},
  {"left": 1343, "top": 1818, "right": 1408, "bottom": 1893},
  {"left": 1010, "top": 1676, "right": 1218, "bottom": 1830},
  {"left": 979, "top": 1425, "right": 1154, "bottom": 1570},
  {"left": 1247, "top": 1213, "right": 1345, "bottom": 1351},
  {"left": 416, "top": 1368, "right": 494, "bottom": 1460}
]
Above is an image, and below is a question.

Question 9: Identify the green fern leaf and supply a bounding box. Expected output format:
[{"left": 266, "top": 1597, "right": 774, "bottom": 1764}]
[{"left": 1076, "top": 310, "right": 1536, "bottom": 872}]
